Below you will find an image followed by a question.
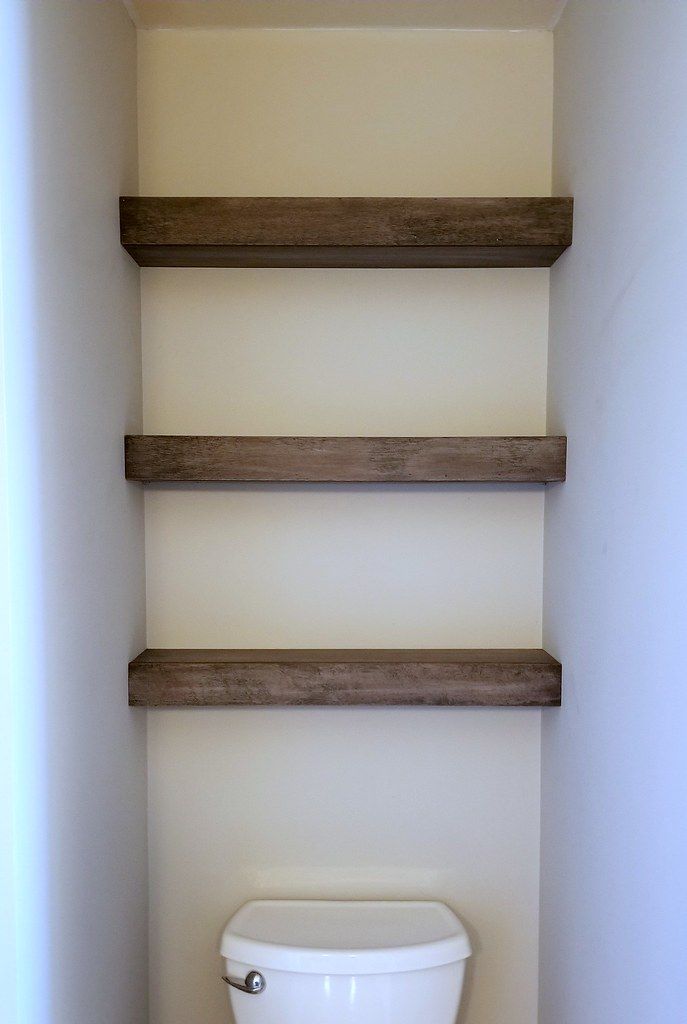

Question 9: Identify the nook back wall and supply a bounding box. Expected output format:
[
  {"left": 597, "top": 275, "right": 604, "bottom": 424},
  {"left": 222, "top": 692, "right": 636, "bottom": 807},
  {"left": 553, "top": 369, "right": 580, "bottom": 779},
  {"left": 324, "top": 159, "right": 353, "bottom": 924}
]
[{"left": 138, "top": 29, "right": 552, "bottom": 1024}]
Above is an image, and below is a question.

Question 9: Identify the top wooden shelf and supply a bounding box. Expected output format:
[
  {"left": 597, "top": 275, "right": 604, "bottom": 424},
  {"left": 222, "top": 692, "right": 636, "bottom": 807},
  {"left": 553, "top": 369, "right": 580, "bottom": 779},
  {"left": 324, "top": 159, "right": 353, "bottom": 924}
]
[
  {"left": 125, "top": 435, "right": 566, "bottom": 483},
  {"left": 119, "top": 196, "right": 573, "bottom": 268}
]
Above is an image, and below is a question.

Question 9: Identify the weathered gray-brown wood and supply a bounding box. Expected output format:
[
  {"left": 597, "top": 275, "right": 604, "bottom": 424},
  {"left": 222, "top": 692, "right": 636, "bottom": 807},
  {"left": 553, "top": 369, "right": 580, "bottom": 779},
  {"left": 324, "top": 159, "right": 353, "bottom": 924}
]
[
  {"left": 125, "top": 435, "right": 567, "bottom": 483},
  {"left": 128, "top": 649, "right": 562, "bottom": 707},
  {"left": 120, "top": 197, "right": 573, "bottom": 268}
]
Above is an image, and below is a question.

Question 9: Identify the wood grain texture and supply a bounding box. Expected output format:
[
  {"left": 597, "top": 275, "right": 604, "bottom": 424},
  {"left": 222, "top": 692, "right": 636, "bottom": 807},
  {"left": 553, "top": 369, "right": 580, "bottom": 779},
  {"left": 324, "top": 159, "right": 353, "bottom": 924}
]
[
  {"left": 119, "top": 196, "right": 573, "bottom": 268},
  {"left": 125, "top": 435, "right": 567, "bottom": 483},
  {"left": 128, "top": 649, "right": 562, "bottom": 707}
]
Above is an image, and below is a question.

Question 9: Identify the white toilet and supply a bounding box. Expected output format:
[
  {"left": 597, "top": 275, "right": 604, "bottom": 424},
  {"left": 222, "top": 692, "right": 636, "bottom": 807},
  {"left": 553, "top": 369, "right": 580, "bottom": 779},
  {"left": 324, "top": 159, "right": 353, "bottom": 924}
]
[{"left": 220, "top": 899, "right": 471, "bottom": 1024}]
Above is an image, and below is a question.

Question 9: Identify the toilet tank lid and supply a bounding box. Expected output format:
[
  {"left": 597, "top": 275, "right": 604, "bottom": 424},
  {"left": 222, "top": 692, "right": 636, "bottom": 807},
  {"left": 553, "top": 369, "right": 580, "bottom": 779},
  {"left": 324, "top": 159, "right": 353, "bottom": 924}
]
[{"left": 220, "top": 900, "right": 471, "bottom": 975}]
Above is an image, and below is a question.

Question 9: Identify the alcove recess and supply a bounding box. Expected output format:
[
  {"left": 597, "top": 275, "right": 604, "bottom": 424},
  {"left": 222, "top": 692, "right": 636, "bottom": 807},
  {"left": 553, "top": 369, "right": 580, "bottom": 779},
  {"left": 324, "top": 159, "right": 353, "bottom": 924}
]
[{"left": 121, "top": 194, "right": 571, "bottom": 708}]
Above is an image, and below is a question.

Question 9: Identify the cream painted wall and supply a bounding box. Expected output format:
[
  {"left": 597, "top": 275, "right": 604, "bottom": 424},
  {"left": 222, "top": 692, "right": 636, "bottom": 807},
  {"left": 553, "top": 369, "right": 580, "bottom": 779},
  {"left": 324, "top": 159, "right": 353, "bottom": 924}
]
[
  {"left": 138, "top": 29, "right": 553, "bottom": 1024},
  {"left": 138, "top": 29, "right": 552, "bottom": 197}
]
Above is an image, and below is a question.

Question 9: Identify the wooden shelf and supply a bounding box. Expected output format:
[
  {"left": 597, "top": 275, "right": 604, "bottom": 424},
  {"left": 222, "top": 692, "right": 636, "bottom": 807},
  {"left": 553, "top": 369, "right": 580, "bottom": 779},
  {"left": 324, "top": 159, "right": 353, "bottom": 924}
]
[
  {"left": 119, "top": 196, "right": 573, "bottom": 268},
  {"left": 129, "top": 649, "right": 561, "bottom": 707},
  {"left": 125, "top": 435, "right": 566, "bottom": 483}
]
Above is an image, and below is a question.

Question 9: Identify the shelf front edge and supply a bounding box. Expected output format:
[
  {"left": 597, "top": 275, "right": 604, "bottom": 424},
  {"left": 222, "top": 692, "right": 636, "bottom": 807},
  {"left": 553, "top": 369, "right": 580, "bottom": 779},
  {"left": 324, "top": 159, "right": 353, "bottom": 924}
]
[
  {"left": 120, "top": 196, "right": 573, "bottom": 268},
  {"left": 125, "top": 435, "right": 567, "bottom": 483},
  {"left": 128, "top": 649, "right": 562, "bottom": 707}
]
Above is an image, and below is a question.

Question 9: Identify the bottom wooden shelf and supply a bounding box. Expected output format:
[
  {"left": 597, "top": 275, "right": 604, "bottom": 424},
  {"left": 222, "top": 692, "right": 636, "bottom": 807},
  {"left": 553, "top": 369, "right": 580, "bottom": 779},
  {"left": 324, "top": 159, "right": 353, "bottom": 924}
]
[{"left": 128, "top": 649, "right": 561, "bottom": 707}]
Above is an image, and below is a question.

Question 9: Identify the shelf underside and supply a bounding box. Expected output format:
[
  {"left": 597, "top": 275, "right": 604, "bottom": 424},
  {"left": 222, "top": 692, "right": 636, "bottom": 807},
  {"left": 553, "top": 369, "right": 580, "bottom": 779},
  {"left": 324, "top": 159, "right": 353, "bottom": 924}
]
[
  {"left": 120, "top": 196, "right": 573, "bottom": 268},
  {"left": 129, "top": 649, "right": 562, "bottom": 707},
  {"left": 125, "top": 435, "right": 567, "bottom": 483}
]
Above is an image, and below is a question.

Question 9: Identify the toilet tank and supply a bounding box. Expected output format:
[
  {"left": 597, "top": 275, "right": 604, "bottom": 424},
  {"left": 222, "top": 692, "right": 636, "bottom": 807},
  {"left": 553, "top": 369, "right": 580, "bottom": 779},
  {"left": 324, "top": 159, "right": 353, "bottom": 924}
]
[{"left": 220, "top": 899, "right": 471, "bottom": 1024}]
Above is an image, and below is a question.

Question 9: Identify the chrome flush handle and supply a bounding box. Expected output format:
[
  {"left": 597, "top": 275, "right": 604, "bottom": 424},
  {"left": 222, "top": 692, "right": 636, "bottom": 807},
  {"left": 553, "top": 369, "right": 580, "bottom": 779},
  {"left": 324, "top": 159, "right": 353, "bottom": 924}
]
[{"left": 222, "top": 970, "right": 266, "bottom": 994}]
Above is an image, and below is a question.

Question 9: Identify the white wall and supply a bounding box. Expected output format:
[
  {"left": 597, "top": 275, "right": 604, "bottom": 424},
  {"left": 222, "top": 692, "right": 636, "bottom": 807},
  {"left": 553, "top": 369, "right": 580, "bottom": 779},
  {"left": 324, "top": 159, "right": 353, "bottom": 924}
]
[
  {"left": 138, "top": 29, "right": 553, "bottom": 1024},
  {"left": 541, "top": 3, "right": 687, "bottom": 1022},
  {"left": 0, "top": 3, "right": 147, "bottom": 1024}
]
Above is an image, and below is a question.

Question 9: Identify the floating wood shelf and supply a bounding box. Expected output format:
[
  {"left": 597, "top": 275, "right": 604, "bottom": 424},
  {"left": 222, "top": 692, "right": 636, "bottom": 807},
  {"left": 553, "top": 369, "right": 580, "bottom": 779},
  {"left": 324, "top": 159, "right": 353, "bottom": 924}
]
[
  {"left": 119, "top": 196, "right": 573, "bottom": 268},
  {"left": 128, "top": 649, "right": 561, "bottom": 707},
  {"left": 125, "top": 435, "right": 566, "bottom": 483}
]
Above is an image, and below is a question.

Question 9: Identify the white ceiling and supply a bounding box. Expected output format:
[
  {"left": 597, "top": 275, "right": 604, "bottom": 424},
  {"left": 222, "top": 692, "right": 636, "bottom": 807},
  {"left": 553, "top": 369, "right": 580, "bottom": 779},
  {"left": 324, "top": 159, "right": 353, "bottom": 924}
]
[{"left": 125, "top": 0, "right": 568, "bottom": 31}]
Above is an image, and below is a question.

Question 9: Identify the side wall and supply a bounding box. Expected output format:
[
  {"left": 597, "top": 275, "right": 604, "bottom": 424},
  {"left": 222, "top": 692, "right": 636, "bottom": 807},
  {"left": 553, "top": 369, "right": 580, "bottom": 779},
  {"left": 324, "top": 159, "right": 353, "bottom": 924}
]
[
  {"left": 0, "top": 3, "right": 148, "bottom": 1023},
  {"left": 138, "top": 30, "right": 553, "bottom": 1024},
  {"left": 541, "top": 2, "right": 687, "bottom": 1021}
]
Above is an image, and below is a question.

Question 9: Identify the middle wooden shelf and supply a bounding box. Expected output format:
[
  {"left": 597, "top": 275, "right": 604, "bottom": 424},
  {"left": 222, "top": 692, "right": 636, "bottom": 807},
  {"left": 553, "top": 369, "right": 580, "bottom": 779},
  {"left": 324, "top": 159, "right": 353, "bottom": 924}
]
[
  {"left": 125, "top": 435, "right": 566, "bottom": 483},
  {"left": 129, "top": 648, "right": 562, "bottom": 707}
]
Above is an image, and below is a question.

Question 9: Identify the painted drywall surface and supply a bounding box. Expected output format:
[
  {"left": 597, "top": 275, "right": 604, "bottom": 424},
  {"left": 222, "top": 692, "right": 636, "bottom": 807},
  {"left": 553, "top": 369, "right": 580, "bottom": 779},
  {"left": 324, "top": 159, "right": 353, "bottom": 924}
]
[
  {"left": 138, "top": 29, "right": 553, "bottom": 1024},
  {"left": 541, "top": 2, "right": 687, "bottom": 1022},
  {"left": 0, "top": 3, "right": 147, "bottom": 1023},
  {"left": 138, "top": 28, "right": 552, "bottom": 197},
  {"left": 148, "top": 708, "right": 543, "bottom": 1023}
]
